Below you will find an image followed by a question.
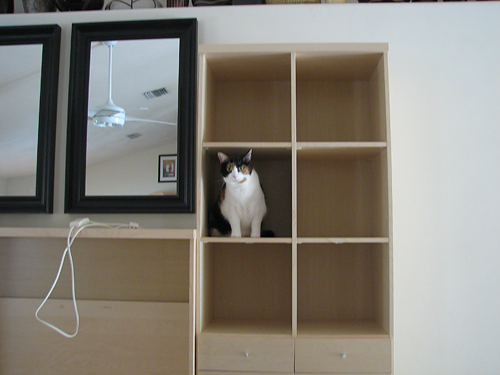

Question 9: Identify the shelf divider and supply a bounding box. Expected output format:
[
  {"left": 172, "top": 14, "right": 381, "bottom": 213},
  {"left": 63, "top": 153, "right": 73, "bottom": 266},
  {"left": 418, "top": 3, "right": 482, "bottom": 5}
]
[
  {"left": 297, "top": 319, "right": 389, "bottom": 338},
  {"left": 201, "top": 236, "right": 292, "bottom": 244},
  {"left": 202, "top": 318, "right": 292, "bottom": 336},
  {"left": 297, "top": 237, "right": 389, "bottom": 245},
  {"left": 202, "top": 142, "right": 292, "bottom": 155},
  {"left": 297, "top": 141, "right": 387, "bottom": 159}
]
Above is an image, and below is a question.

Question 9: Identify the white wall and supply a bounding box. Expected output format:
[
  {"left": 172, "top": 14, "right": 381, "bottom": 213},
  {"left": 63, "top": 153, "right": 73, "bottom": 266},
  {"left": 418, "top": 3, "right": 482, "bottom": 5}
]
[
  {"left": 86, "top": 144, "right": 177, "bottom": 195},
  {"left": 0, "top": 177, "right": 6, "bottom": 194},
  {"left": 1, "top": 4, "right": 499, "bottom": 374},
  {"left": 0, "top": 174, "right": 36, "bottom": 195}
]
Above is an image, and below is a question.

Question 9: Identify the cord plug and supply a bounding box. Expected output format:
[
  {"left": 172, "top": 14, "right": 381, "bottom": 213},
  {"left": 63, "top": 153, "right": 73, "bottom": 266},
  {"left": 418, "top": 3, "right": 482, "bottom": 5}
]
[
  {"left": 69, "top": 218, "right": 91, "bottom": 229},
  {"left": 129, "top": 222, "right": 139, "bottom": 229}
]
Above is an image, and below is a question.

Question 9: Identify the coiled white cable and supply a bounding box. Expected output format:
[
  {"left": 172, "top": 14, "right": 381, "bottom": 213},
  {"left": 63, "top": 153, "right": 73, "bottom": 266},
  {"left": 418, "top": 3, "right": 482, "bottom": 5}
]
[{"left": 35, "top": 219, "right": 139, "bottom": 338}]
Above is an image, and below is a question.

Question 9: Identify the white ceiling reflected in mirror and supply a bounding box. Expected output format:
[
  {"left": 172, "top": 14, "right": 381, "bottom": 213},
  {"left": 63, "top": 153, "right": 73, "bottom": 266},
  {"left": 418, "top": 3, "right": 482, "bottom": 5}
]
[
  {"left": 86, "top": 38, "right": 179, "bottom": 196},
  {"left": 0, "top": 24, "right": 60, "bottom": 213},
  {"left": 0, "top": 44, "right": 42, "bottom": 196}
]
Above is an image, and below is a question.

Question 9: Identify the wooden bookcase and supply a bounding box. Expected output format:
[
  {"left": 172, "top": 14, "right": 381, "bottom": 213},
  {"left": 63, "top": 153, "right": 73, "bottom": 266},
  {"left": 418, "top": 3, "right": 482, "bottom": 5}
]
[
  {"left": 196, "top": 44, "right": 392, "bottom": 374},
  {"left": 0, "top": 227, "right": 196, "bottom": 375}
]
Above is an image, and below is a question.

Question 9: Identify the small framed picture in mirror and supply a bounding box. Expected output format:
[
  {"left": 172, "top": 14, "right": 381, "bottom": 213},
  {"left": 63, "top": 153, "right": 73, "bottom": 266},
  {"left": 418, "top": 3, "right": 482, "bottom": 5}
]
[{"left": 159, "top": 154, "right": 178, "bottom": 183}]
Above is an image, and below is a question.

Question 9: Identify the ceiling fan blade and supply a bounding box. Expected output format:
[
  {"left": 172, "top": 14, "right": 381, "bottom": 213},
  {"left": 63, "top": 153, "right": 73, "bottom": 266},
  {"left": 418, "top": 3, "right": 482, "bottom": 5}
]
[
  {"left": 90, "top": 42, "right": 173, "bottom": 129},
  {"left": 125, "top": 117, "right": 177, "bottom": 126}
]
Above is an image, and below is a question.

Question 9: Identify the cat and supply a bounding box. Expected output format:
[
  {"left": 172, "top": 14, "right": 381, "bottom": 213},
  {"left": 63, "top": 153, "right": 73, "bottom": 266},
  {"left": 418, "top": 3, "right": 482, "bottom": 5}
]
[{"left": 209, "top": 149, "right": 274, "bottom": 238}]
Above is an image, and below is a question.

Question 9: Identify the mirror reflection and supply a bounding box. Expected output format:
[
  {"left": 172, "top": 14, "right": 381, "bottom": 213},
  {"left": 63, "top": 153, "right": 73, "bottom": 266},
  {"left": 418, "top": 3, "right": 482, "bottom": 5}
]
[
  {"left": 86, "top": 38, "right": 179, "bottom": 196},
  {"left": 0, "top": 44, "right": 43, "bottom": 196},
  {"left": 65, "top": 19, "right": 196, "bottom": 213}
]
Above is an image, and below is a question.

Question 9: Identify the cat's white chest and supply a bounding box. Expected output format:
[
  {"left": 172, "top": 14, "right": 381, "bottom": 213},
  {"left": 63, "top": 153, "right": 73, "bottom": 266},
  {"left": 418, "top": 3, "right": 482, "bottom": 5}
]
[
  {"left": 224, "top": 182, "right": 264, "bottom": 216},
  {"left": 230, "top": 192, "right": 258, "bottom": 223},
  {"left": 221, "top": 171, "right": 267, "bottom": 237}
]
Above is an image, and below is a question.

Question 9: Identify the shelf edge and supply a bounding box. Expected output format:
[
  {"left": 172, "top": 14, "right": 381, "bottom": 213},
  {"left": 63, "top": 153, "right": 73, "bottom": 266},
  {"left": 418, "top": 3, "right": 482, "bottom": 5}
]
[
  {"left": 201, "top": 237, "right": 292, "bottom": 244},
  {"left": 0, "top": 227, "right": 196, "bottom": 240},
  {"left": 297, "top": 237, "right": 389, "bottom": 244}
]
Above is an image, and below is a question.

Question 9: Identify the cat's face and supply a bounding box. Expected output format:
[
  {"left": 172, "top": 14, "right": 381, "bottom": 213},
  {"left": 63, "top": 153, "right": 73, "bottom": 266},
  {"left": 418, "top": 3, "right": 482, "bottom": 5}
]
[{"left": 218, "top": 150, "right": 253, "bottom": 185}]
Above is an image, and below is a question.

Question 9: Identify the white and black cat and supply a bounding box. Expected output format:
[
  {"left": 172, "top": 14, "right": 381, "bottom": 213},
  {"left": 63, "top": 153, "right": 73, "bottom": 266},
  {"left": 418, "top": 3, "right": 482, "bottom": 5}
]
[{"left": 209, "top": 150, "right": 274, "bottom": 238}]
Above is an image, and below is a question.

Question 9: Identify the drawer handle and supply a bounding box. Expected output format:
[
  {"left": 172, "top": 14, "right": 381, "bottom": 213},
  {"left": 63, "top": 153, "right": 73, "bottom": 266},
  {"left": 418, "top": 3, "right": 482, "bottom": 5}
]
[
  {"left": 341, "top": 354, "right": 347, "bottom": 359},
  {"left": 244, "top": 352, "right": 249, "bottom": 357}
]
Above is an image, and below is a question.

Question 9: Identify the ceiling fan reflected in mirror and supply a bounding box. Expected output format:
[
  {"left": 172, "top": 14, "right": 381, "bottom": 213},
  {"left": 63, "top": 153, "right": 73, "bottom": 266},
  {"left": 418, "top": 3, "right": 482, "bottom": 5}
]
[{"left": 89, "top": 41, "right": 176, "bottom": 128}]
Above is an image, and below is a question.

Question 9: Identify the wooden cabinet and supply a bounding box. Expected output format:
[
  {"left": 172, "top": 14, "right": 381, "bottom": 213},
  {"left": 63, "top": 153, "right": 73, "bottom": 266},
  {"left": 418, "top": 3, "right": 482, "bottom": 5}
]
[
  {"left": 196, "top": 44, "right": 392, "bottom": 374},
  {"left": 0, "top": 43, "right": 391, "bottom": 375},
  {"left": 0, "top": 227, "right": 196, "bottom": 375}
]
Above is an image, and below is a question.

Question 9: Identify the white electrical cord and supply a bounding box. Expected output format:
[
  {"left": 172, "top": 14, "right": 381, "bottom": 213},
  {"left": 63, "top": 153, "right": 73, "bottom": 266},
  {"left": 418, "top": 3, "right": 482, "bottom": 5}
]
[{"left": 35, "top": 218, "right": 139, "bottom": 338}]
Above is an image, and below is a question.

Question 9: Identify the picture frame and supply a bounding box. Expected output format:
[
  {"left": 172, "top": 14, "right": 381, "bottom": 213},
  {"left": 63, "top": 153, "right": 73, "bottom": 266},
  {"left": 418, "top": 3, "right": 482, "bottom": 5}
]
[
  {"left": 64, "top": 19, "right": 196, "bottom": 213},
  {"left": 0, "top": 24, "right": 61, "bottom": 213},
  {"left": 159, "top": 154, "right": 178, "bottom": 182}
]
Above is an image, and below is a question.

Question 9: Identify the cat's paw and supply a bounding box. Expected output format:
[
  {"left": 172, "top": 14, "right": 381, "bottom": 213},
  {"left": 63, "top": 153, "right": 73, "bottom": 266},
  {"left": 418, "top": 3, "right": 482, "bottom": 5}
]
[
  {"left": 251, "top": 233, "right": 261, "bottom": 238},
  {"left": 231, "top": 232, "right": 242, "bottom": 238}
]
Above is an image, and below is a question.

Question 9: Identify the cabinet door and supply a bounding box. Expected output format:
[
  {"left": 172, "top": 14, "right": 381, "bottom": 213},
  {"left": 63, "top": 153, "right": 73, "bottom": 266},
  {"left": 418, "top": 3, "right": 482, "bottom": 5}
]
[{"left": 295, "top": 338, "right": 391, "bottom": 373}]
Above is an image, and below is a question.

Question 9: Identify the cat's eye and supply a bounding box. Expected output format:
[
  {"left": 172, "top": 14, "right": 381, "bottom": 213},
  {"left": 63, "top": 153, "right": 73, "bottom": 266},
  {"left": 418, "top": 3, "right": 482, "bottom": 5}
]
[{"left": 226, "top": 164, "right": 233, "bottom": 172}]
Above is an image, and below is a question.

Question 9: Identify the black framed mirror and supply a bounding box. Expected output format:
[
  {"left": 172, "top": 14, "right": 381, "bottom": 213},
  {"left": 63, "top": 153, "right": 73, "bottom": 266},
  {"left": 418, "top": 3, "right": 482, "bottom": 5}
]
[
  {"left": 65, "top": 19, "right": 197, "bottom": 213},
  {"left": 0, "top": 25, "right": 60, "bottom": 213}
]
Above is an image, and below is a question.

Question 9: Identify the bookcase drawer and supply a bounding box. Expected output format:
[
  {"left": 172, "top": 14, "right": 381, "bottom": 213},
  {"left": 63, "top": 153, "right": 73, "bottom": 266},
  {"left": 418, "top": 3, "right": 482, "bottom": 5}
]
[
  {"left": 295, "top": 338, "right": 391, "bottom": 373},
  {"left": 198, "top": 335, "right": 294, "bottom": 373}
]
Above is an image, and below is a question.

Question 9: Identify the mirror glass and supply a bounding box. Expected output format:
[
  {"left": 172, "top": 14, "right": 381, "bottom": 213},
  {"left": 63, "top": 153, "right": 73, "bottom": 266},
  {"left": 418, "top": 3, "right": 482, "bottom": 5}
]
[
  {"left": 0, "top": 44, "right": 42, "bottom": 196},
  {"left": 0, "top": 24, "right": 60, "bottom": 213},
  {"left": 86, "top": 38, "right": 179, "bottom": 196},
  {"left": 65, "top": 19, "right": 197, "bottom": 213}
]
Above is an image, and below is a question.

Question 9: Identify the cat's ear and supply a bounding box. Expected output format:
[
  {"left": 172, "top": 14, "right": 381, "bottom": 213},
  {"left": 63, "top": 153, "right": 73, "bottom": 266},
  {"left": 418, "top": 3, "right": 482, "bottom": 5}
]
[
  {"left": 218, "top": 152, "right": 229, "bottom": 164},
  {"left": 243, "top": 149, "right": 252, "bottom": 163}
]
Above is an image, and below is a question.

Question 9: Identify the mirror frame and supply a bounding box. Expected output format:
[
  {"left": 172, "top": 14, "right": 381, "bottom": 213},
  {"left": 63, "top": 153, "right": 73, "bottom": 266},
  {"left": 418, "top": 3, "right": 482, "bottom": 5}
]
[
  {"left": 65, "top": 19, "right": 197, "bottom": 213},
  {"left": 0, "top": 24, "right": 61, "bottom": 213}
]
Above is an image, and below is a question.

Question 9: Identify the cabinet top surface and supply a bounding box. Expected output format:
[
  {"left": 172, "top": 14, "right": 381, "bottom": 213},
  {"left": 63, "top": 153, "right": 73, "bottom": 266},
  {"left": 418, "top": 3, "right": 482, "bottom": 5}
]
[
  {"left": 199, "top": 43, "right": 388, "bottom": 55},
  {"left": 0, "top": 227, "right": 196, "bottom": 240}
]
